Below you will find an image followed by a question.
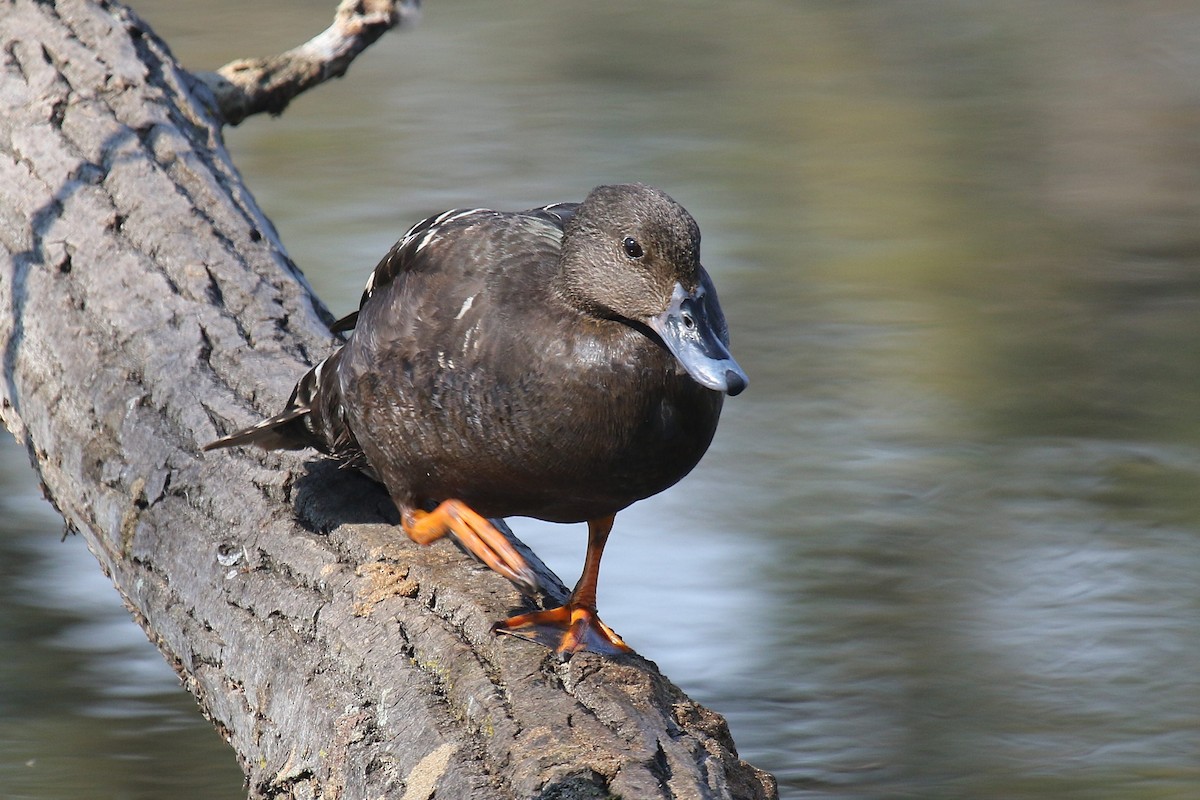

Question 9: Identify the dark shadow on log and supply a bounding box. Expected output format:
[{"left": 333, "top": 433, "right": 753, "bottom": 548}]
[
  {"left": 0, "top": 1, "right": 778, "bottom": 798},
  {"left": 291, "top": 459, "right": 403, "bottom": 529}
]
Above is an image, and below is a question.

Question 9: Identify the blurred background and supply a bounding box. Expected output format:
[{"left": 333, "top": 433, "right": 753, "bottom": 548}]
[{"left": 3, "top": 1, "right": 1199, "bottom": 798}]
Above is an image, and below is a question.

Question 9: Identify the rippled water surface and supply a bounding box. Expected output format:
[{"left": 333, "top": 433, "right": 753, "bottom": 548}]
[{"left": 4, "top": 1, "right": 1200, "bottom": 798}]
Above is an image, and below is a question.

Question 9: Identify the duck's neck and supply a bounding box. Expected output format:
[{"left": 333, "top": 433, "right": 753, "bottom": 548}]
[
  {"left": 555, "top": 265, "right": 605, "bottom": 318},
  {"left": 553, "top": 232, "right": 613, "bottom": 318}
]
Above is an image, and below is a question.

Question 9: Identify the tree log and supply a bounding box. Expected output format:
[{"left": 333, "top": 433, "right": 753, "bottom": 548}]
[{"left": 0, "top": 1, "right": 777, "bottom": 798}]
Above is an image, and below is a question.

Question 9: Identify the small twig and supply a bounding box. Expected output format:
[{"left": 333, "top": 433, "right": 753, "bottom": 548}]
[{"left": 197, "top": 0, "right": 420, "bottom": 126}]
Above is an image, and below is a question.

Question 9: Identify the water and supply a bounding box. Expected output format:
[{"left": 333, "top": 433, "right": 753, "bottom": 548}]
[{"left": 3, "top": 1, "right": 1199, "bottom": 798}]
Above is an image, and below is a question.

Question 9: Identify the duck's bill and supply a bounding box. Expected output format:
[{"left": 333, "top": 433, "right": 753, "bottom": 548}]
[{"left": 646, "top": 282, "right": 749, "bottom": 396}]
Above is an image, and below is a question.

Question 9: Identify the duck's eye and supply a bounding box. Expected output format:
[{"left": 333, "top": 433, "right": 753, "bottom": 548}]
[{"left": 622, "top": 237, "right": 644, "bottom": 259}]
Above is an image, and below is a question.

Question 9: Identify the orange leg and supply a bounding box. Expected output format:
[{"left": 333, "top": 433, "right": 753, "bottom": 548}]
[
  {"left": 492, "top": 514, "right": 632, "bottom": 657},
  {"left": 402, "top": 500, "right": 538, "bottom": 594}
]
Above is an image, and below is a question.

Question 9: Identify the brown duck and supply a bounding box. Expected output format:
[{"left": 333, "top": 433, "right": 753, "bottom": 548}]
[{"left": 206, "top": 183, "right": 747, "bottom": 655}]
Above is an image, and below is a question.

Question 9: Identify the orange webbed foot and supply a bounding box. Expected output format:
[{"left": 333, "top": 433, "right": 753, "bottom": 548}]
[
  {"left": 402, "top": 500, "right": 538, "bottom": 594},
  {"left": 492, "top": 515, "right": 631, "bottom": 657},
  {"left": 493, "top": 603, "right": 632, "bottom": 657}
]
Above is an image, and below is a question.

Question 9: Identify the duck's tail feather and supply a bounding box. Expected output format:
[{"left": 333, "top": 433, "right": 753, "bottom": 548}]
[
  {"left": 203, "top": 404, "right": 314, "bottom": 452},
  {"left": 204, "top": 351, "right": 362, "bottom": 463}
]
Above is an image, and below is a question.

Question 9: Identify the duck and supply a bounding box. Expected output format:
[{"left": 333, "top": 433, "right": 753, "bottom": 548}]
[{"left": 205, "top": 183, "right": 747, "bottom": 656}]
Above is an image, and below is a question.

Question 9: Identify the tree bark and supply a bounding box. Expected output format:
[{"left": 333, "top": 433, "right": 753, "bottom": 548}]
[{"left": 0, "top": 1, "right": 777, "bottom": 799}]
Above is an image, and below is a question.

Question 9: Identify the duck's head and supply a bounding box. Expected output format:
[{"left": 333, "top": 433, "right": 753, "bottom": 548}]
[{"left": 559, "top": 183, "right": 748, "bottom": 396}]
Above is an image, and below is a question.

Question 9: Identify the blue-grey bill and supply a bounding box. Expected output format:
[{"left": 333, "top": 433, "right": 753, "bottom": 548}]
[{"left": 647, "top": 282, "right": 748, "bottom": 396}]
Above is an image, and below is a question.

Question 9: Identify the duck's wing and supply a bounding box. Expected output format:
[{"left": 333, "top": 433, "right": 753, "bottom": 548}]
[
  {"left": 330, "top": 208, "right": 499, "bottom": 333},
  {"left": 208, "top": 203, "right": 571, "bottom": 456},
  {"left": 204, "top": 210, "right": 503, "bottom": 455},
  {"left": 330, "top": 203, "right": 578, "bottom": 334},
  {"left": 526, "top": 201, "right": 579, "bottom": 228}
]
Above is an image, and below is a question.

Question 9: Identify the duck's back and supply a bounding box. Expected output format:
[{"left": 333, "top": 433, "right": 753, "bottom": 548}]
[{"left": 328, "top": 206, "right": 723, "bottom": 523}]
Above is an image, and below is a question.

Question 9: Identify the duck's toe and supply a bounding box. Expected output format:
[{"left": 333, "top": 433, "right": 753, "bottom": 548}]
[
  {"left": 402, "top": 499, "right": 539, "bottom": 594},
  {"left": 492, "top": 603, "right": 632, "bottom": 657}
]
